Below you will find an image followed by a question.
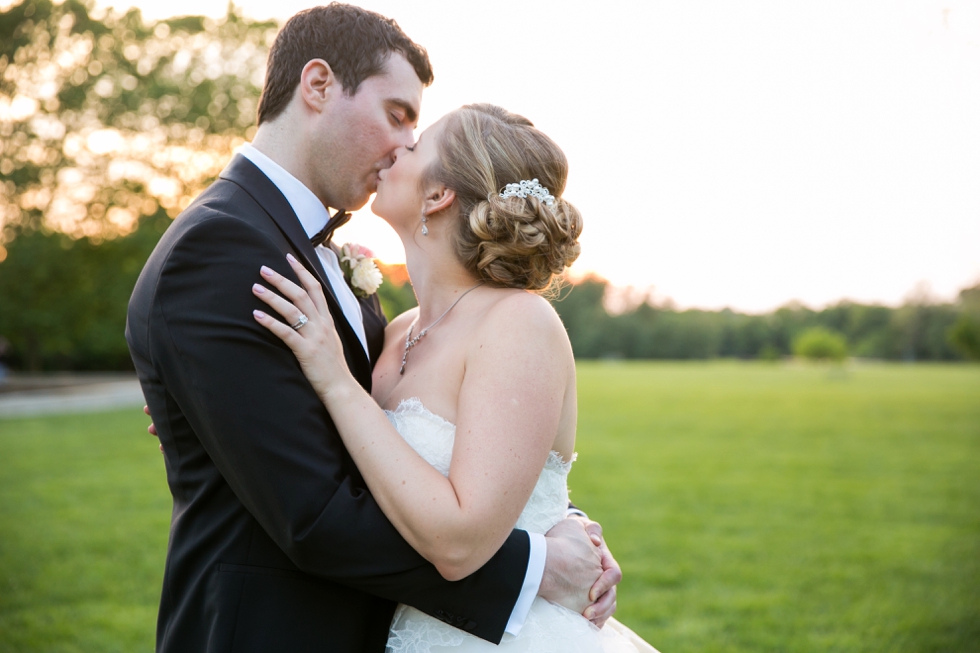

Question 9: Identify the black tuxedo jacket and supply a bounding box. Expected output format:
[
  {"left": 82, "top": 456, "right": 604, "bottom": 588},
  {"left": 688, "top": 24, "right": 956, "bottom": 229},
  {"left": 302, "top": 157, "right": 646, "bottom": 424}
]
[{"left": 126, "top": 155, "right": 530, "bottom": 653}]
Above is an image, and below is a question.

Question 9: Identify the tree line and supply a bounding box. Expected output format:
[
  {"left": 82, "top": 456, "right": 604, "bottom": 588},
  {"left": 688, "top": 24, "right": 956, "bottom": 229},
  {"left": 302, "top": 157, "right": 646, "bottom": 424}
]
[
  {"left": 1, "top": 222, "right": 977, "bottom": 371},
  {"left": 549, "top": 277, "right": 979, "bottom": 362}
]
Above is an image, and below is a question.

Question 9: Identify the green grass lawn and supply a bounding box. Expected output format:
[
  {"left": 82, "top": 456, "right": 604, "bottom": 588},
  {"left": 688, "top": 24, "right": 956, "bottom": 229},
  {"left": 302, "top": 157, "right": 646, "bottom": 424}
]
[
  {"left": 574, "top": 362, "right": 980, "bottom": 652},
  {"left": 1, "top": 362, "right": 978, "bottom": 652},
  {"left": 0, "top": 410, "right": 170, "bottom": 652}
]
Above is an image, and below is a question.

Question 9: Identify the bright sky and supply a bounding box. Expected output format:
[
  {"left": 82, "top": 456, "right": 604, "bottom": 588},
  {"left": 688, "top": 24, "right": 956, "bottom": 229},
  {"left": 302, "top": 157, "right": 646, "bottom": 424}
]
[{"left": 97, "top": 0, "right": 980, "bottom": 311}]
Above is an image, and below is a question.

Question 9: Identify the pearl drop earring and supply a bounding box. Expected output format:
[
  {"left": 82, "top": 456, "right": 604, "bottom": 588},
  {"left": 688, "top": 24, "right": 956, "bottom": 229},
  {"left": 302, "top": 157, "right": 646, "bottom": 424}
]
[{"left": 421, "top": 212, "right": 428, "bottom": 236}]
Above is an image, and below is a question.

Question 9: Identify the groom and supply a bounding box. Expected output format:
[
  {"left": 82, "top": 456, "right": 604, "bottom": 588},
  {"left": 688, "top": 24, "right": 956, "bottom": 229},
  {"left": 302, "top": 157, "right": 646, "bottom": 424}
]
[{"left": 128, "top": 4, "right": 619, "bottom": 652}]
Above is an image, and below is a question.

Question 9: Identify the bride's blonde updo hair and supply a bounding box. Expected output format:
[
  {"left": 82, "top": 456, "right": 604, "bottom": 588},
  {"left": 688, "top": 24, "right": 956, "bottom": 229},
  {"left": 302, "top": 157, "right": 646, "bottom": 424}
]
[{"left": 425, "top": 104, "right": 583, "bottom": 292}]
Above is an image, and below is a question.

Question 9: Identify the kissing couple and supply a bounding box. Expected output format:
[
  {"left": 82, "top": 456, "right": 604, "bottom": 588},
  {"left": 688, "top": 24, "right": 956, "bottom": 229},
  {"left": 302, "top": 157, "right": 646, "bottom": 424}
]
[{"left": 128, "top": 4, "right": 659, "bottom": 652}]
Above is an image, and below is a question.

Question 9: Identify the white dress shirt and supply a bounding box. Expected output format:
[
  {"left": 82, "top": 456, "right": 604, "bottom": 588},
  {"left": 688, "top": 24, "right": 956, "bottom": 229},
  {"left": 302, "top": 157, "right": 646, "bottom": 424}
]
[{"left": 236, "top": 144, "right": 546, "bottom": 636}]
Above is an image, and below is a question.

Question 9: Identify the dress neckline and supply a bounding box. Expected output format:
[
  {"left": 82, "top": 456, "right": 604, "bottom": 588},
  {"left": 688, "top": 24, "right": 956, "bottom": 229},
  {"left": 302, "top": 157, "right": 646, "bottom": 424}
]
[{"left": 384, "top": 397, "right": 577, "bottom": 472}]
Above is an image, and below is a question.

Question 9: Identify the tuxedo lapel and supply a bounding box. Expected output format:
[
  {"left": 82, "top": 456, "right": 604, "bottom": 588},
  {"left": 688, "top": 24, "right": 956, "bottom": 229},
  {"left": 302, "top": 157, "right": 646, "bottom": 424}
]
[
  {"left": 220, "top": 156, "right": 334, "bottom": 299},
  {"left": 220, "top": 154, "right": 373, "bottom": 387},
  {"left": 359, "top": 293, "right": 388, "bottom": 366}
]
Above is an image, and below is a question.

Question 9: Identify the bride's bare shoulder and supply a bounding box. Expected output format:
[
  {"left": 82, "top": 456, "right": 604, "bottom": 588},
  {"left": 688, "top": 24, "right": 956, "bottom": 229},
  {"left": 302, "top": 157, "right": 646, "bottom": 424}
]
[{"left": 475, "top": 290, "right": 572, "bottom": 359}]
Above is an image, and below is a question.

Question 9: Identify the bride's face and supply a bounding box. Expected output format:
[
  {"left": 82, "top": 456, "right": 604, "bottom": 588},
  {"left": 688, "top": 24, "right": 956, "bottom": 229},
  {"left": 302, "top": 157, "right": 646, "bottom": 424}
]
[{"left": 371, "top": 116, "right": 447, "bottom": 230}]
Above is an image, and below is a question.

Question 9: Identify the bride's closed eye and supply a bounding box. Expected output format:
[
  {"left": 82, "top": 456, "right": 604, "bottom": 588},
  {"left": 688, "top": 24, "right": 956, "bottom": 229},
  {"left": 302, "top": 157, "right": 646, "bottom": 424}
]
[{"left": 405, "top": 144, "right": 416, "bottom": 152}]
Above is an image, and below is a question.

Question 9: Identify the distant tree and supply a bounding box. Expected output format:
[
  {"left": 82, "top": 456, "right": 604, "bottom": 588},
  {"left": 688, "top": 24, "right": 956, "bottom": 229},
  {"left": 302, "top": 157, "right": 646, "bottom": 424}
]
[
  {"left": 957, "top": 282, "right": 980, "bottom": 312},
  {"left": 550, "top": 275, "right": 611, "bottom": 357},
  {"left": 946, "top": 283, "right": 980, "bottom": 361},
  {"left": 771, "top": 301, "right": 816, "bottom": 354},
  {"left": 0, "top": 225, "right": 427, "bottom": 371},
  {"left": 0, "top": 0, "right": 276, "bottom": 242},
  {"left": 947, "top": 315, "right": 980, "bottom": 361},
  {"left": 0, "top": 0, "right": 277, "bottom": 369},
  {"left": 0, "top": 217, "right": 167, "bottom": 370},
  {"left": 792, "top": 327, "right": 848, "bottom": 362}
]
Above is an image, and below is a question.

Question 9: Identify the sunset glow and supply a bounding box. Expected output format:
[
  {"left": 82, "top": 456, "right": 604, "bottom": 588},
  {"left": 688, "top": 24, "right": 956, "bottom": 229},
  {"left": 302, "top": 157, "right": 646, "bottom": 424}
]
[{"left": 82, "top": 0, "right": 980, "bottom": 310}]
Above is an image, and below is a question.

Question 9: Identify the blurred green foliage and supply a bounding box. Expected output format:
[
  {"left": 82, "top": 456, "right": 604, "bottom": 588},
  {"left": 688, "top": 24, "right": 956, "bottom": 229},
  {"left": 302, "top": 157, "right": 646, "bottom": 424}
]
[
  {"left": 551, "top": 277, "right": 975, "bottom": 362},
  {"left": 0, "top": 218, "right": 168, "bottom": 370},
  {"left": 948, "top": 314, "right": 980, "bottom": 361},
  {"left": 946, "top": 285, "right": 980, "bottom": 360},
  {"left": 0, "top": 222, "right": 976, "bottom": 370},
  {"left": 0, "top": 225, "right": 419, "bottom": 370},
  {"left": 791, "top": 326, "right": 848, "bottom": 362},
  {"left": 756, "top": 343, "right": 781, "bottom": 362}
]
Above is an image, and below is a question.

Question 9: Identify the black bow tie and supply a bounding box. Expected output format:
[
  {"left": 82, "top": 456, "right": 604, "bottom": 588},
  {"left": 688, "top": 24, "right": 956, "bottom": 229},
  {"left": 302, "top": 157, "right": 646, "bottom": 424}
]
[{"left": 310, "top": 208, "right": 351, "bottom": 248}]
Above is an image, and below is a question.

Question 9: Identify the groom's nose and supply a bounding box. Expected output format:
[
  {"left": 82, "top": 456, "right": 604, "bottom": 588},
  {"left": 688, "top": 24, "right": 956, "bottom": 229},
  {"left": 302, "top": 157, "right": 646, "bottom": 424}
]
[{"left": 393, "top": 127, "right": 415, "bottom": 150}]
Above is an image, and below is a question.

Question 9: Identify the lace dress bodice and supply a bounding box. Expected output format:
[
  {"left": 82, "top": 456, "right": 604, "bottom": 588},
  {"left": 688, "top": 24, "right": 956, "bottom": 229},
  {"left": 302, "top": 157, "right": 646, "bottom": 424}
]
[
  {"left": 384, "top": 397, "right": 575, "bottom": 535},
  {"left": 382, "top": 399, "right": 642, "bottom": 653}
]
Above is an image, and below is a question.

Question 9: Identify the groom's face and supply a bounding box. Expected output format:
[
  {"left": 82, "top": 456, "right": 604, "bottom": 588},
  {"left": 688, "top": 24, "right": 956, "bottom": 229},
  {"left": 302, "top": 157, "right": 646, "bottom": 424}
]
[{"left": 314, "top": 53, "right": 423, "bottom": 211}]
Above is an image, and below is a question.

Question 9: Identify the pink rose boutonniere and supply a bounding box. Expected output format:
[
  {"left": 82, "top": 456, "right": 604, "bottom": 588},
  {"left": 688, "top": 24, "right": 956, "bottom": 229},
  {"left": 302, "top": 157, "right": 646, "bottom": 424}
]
[{"left": 339, "top": 243, "right": 383, "bottom": 297}]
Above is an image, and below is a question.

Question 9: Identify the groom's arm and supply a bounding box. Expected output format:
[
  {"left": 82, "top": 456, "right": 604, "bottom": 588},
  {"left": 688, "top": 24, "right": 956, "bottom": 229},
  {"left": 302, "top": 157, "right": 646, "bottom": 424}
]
[{"left": 150, "top": 214, "right": 528, "bottom": 642}]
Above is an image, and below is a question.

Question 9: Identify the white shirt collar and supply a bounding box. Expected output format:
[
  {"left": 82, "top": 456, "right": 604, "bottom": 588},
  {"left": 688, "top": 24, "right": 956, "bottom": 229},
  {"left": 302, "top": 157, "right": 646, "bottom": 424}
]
[{"left": 238, "top": 143, "right": 329, "bottom": 239}]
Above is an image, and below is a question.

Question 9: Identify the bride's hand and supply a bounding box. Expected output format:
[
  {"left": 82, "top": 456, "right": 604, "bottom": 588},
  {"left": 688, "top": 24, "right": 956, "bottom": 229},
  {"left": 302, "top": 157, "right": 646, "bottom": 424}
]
[
  {"left": 575, "top": 518, "right": 622, "bottom": 628},
  {"left": 251, "top": 253, "right": 354, "bottom": 400},
  {"left": 539, "top": 519, "right": 604, "bottom": 616}
]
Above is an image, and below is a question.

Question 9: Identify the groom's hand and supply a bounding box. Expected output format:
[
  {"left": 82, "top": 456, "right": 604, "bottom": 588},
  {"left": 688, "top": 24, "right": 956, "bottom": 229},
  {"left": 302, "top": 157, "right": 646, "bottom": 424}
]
[
  {"left": 539, "top": 519, "right": 603, "bottom": 615},
  {"left": 144, "top": 405, "right": 162, "bottom": 452},
  {"left": 573, "top": 516, "right": 622, "bottom": 628}
]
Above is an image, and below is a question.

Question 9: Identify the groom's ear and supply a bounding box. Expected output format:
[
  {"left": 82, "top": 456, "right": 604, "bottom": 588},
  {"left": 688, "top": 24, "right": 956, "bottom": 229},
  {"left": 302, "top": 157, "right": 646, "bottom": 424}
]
[
  {"left": 422, "top": 184, "right": 456, "bottom": 217},
  {"left": 299, "top": 59, "right": 337, "bottom": 112}
]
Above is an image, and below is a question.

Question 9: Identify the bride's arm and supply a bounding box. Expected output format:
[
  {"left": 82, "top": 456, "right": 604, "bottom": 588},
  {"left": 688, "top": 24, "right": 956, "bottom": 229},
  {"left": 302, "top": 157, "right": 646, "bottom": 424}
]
[{"left": 252, "top": 258, "right": 570, "bottom": 581}]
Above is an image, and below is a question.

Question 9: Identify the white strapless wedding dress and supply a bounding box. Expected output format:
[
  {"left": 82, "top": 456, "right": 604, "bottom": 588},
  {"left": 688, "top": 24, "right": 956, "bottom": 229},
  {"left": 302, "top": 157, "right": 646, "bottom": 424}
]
[{"left": 383, "top": 398, "right": 659, "bottom": 653}]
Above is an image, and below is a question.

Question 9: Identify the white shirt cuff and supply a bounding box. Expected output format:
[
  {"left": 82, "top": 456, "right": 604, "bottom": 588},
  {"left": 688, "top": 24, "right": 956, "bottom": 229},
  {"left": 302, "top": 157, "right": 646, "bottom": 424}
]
[{"left": 503, "top": 532, "right": 546, "bottom": 636}]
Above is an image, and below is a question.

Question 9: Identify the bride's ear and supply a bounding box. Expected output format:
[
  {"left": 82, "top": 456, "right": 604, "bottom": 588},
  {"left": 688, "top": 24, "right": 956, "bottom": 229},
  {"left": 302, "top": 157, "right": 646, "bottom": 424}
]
[{"left": 422, "top": 184, "right": 456, "bottom": 218}]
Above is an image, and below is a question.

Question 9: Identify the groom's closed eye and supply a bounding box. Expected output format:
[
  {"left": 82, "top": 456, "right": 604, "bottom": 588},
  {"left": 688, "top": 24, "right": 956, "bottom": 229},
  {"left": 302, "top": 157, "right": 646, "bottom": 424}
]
[{"left": 386, "top": 99, "right": 418, "bottom": 126}]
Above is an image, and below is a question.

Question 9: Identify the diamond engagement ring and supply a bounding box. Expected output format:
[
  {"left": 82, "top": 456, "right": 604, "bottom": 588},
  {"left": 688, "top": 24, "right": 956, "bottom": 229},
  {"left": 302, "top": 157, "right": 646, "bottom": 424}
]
[{"left": 291, "top": 314, "right": 309, "bottom": 330}]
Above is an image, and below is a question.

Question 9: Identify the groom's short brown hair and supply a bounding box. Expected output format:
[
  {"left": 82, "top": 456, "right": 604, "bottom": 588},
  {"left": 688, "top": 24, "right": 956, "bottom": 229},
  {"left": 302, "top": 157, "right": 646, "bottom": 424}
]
[{"left": 257, "top": 3, "right": 434, "bottom": 124}]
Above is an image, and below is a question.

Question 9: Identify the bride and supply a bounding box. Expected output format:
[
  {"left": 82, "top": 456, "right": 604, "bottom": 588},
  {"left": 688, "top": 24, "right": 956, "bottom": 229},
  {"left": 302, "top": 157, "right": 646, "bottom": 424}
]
[{"left": 251, "top": 103, "right": 658, "bottom": 653}]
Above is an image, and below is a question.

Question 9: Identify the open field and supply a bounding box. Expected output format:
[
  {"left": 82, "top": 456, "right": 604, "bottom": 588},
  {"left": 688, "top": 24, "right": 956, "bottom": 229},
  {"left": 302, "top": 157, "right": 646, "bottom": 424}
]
[{"left": 1, "top": 362, "right": 978, "bottom": 651}]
